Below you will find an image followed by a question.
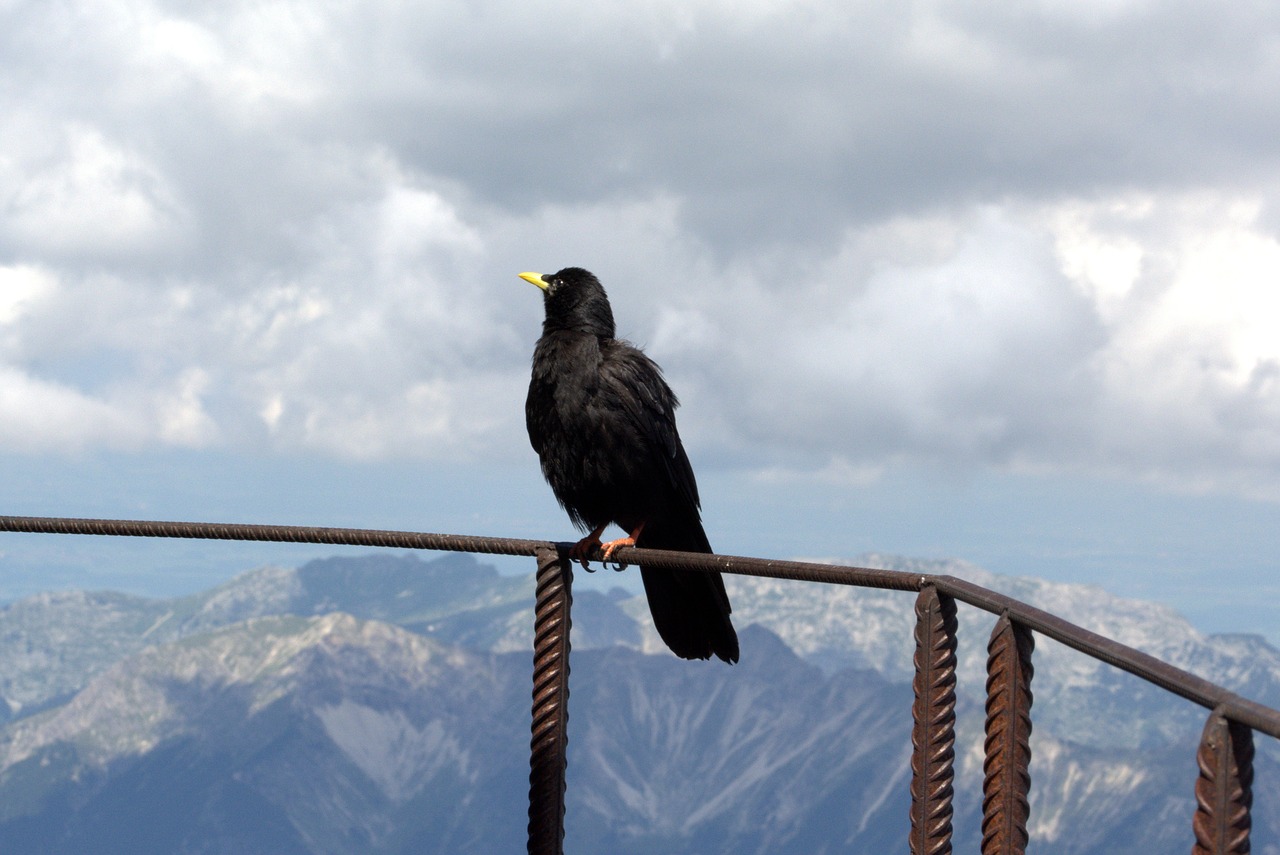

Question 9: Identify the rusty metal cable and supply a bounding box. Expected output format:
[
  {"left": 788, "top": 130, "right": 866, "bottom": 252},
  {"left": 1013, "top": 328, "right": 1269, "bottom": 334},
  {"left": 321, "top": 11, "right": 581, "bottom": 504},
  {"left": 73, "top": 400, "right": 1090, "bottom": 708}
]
[
  {"left": 4, "top": 513, "right": 1280, "bottom": 739},
  {"left": 604, "top": 543, "right": 924, "bottom": 591},
  {"left": 0, "top": 514, "right": 553, "bottom": 557},
  {"left": 931, "top": 576, "right": 1280, "bottom": 741}
]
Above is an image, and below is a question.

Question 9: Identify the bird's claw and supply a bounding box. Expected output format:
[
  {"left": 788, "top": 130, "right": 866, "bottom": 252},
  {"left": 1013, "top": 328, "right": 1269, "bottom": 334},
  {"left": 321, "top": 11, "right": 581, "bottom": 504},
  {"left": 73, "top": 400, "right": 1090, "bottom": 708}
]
[
  {"left": 568, "top": 535, "right": 601, "bottom": 571},
  {"left": 567, "top": 532, "right": 635, "bottom": 571},
  {"left": 600, "top": 537, "right": 635, "bottom": 571},
  {"left": 600, "top": 536, "right": 635, "bottom": 560}
]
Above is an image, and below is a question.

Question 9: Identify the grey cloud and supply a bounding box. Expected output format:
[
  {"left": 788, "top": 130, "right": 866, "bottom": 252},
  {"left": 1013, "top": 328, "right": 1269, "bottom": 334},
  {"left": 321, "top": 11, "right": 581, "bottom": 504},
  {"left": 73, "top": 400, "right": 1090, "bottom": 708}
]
[
  {"left": 3, "top": 0, "right": 1280, "bottom": 497},
  {"left": 337, "top": 1, "right": 1280, "bottom": 247},
  {"left": 9, "top": 0, "right": 1280, "bottom": 259},
  {"left": 661, "top": 209, "right": 1106, "bottom": 465}
]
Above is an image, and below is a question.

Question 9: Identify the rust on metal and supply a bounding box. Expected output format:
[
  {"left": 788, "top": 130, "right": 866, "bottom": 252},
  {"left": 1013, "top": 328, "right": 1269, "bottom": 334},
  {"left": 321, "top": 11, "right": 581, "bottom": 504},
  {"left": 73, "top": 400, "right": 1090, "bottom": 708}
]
[
  {"left": 604, "top": 543, "right": 923, "bottom": 592},
  {"left": 0, "top": 514, "right": 554, "bottom": 558},
  {"left": 4, "top": 514, "right": 1280, "bottom": 738},
  {"left": 1192, "top": 707, "right": 1254, "bottom": 855},
  {"left": 910, "top": 585, "right": 958, "bottom": 855},
  {"left": 932, "top": 575, "right": 1280, "bottom": 741},
  {"left": 982, "top": 613, "right": 1034, "bottom": 855},
  {"left": 6, "top": 515, "right": 1280, "bottom": 733},
  {"left": 11, "top": 513, "right": 1280, "bottom": 852},
  {"left": 528, "top": 546, "right": 573, "bottom": 855}
]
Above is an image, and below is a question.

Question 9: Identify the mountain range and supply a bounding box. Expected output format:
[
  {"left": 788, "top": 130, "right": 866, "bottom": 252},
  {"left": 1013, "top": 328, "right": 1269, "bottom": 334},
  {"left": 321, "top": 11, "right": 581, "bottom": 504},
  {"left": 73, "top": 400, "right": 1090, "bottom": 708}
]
[{"left": 0, "top": 550, "right": 1276, "bottom": 853}]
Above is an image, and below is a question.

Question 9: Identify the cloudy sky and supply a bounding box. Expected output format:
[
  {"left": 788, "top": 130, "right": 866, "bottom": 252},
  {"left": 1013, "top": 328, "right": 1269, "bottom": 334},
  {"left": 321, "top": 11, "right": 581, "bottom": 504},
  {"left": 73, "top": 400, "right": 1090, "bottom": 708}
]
[{"left": 2, "top": 0, "right": 1280, "bottom": 639}]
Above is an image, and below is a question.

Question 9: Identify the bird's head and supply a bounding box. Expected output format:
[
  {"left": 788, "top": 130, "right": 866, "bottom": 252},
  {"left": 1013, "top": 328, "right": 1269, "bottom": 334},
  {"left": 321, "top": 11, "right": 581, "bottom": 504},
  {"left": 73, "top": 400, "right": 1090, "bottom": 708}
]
[{"left": 519, "top": 267, "right": 616, "bottom": 337}]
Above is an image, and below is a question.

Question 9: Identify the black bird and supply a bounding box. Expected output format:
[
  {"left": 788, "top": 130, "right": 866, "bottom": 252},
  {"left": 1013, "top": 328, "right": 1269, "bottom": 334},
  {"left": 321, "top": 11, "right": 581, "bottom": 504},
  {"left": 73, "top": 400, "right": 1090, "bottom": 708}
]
[{"left": 519, "top": 267, "right": 739, "bottom": 664}]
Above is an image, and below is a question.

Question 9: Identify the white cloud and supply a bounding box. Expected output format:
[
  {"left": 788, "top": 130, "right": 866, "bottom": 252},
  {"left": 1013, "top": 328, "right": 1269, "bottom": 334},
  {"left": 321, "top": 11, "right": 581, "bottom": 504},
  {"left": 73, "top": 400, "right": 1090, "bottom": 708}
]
[
  {"left": 0, "top": 265, "right": 55, "bottom": 326},
  {"left": 2, "top": 0, "right": 1280, "bottom": 500},
  {"left": 0, "top": 366, "right": 144, "bottom": 452},
  {"left": 1146, "top": 206, "right": 1280, "bottom": 383},
  {"left": 673, "top": 207, "right": 1102, "bottom": 468},
  {"left": 1044, "top": 192, "right": 1280, "bottom": 493},
  {"left": 0, "top": 122, "right": 184, "bottom": 258},
  {"left": 135, "top": 4, "right": 335, "bottom": 113},
  {"left": 153, "top": 367, "right": 219, "bottom": 447}
]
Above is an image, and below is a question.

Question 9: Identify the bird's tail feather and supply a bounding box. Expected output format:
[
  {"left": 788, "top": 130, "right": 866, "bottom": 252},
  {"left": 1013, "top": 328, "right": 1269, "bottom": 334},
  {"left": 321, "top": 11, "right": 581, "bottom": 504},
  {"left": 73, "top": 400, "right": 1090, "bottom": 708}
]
[{"left": 637, "top": 519, "right": 739, "bottom": 664}]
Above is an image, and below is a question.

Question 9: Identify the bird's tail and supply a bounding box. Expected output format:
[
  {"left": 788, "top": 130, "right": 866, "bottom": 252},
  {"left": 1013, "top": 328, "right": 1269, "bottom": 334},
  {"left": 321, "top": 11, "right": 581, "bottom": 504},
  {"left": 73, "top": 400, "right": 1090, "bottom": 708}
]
[{"left": 637, "top": 518, "right": 739, "bottom": 664}]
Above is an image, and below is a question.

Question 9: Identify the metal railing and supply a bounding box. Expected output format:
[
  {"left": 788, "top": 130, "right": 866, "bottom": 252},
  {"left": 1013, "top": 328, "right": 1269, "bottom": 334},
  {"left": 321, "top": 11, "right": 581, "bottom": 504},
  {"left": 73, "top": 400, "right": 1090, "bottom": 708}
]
[{"left": 0, "top": 514, "right": 1273, "bottom": 855}]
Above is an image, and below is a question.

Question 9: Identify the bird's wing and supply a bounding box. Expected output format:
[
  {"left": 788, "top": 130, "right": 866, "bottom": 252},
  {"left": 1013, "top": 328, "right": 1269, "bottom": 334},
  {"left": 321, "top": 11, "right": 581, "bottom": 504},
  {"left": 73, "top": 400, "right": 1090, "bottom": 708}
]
[{"left": 599, "top": 342, "right": 701, "bottom": 513}]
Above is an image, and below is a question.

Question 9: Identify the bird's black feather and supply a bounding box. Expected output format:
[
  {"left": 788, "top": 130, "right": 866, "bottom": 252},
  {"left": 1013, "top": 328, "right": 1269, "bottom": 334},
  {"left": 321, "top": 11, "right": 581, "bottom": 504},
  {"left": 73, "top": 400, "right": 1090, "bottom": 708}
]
[{"left": 524, "top": 267, "right": 738, "bottom": 663}]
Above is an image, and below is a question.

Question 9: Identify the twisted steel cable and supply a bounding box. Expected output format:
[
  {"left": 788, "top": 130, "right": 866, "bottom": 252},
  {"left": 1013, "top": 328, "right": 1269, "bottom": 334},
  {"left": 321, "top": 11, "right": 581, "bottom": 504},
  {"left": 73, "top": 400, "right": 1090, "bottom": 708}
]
[{"left": 3, "top": 514, "right": 1280, "bottom": 738}]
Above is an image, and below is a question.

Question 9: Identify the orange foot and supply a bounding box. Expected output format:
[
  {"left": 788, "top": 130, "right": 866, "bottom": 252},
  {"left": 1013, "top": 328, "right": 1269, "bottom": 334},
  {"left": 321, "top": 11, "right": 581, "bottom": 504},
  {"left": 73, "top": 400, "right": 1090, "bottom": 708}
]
[
  {"left": 601, "top": 522, "right": 645, "bottom": 562},
  {"left": 569, "top": 523, "right": 609, "bottom": 568},
  {"left": 600, "top": 536, "right": 634, "bottom": 561}
]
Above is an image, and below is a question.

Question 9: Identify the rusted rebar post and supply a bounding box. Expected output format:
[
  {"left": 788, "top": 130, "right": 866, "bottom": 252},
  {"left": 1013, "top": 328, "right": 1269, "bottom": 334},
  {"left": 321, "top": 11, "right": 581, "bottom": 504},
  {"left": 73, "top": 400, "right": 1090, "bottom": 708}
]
[
  {"left": 528, "top": 546, "right": 573, "bottom": 855},
  {"left": 911, "top": 585, "right": 958, "bottom": 855},
  {"left": 1191, "top": 707, "right": 1254, "bottom": 855},
  {"left": 982, "top": 613, "right": 1035, "bottom": 855}
]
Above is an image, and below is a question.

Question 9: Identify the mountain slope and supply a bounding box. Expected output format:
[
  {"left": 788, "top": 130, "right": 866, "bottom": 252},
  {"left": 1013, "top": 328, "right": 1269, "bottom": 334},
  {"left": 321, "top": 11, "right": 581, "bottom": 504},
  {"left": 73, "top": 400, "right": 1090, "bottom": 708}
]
[
  {"left": 721, "top": 553, "right": 1280, "bottom": 749},
  {"left": 0, "top": 551, "right": 645, "bottom": 722},
  {"left": 1, "top": 551, "right": 1279, "bottom": 852},
  {"left": 0, "top": 614, "right": 918, "bottom": 853},
  {"left": 0, "top": 613, "right": 531, "bottom": 854},
  {"left": 2, "top": 609, "right": 1272, "bottom": 854}
]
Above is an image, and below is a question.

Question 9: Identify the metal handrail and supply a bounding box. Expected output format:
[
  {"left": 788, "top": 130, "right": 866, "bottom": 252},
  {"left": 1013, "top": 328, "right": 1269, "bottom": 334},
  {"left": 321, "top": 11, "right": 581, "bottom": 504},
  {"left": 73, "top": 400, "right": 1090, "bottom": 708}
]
[{"left": 0, "top": 514, "right": 1268, "bottom": 854}]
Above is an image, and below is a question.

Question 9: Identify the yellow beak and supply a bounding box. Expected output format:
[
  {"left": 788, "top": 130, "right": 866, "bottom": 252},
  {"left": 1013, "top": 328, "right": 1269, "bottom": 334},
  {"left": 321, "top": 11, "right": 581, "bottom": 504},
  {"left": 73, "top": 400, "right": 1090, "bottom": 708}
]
[{"left": 518, "top": 271, "right": 549, "bottom": 291}]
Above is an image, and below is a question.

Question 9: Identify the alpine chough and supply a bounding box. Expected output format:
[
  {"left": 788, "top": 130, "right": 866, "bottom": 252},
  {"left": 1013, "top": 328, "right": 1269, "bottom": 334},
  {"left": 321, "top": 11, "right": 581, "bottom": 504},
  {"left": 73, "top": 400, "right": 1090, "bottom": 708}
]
[{"left": 519, "top": 267, "right": 739, "bottom": 664}]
